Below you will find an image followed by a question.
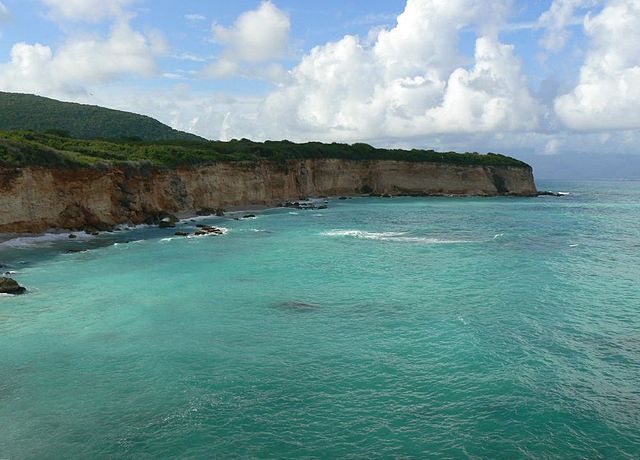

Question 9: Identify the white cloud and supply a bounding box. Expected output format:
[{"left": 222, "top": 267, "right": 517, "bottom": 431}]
[
  {"left": 255, "top": 0, "right": 541, "bottom": 142},
  {"left": 202, "top": 58, "right": 239, "bottom": 78},
  {"left": 205, "top": 0, "right": 290, "bottom": 79},
  {"left": 0, "top": 1, "right": 10, "bottom": 22},
  {"left": 173, "top": 52, "right": 206, "bottom": 63},
  {"left": 0, "top": 21, "right": 160, "bottom": 96},
  {"left": 185, "top": 13, "right": 206, "bottom": 22},
  {"left": 537, "top": 0, "right": 599, "bottom": 52},
  {"left": 41, "top": 0, "right": 134, "bottom": 21},
  {"left": 555, "top": 0, "right": 640, "bottom": 131}
]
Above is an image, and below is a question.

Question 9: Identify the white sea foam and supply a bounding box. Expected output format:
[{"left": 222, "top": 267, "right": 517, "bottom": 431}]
[
  {"left": 321, "top": 230, "right": 471, "bottom": 244},
  {"left": 0, "top": 232, "right": 94, "bottom": 249},
  {"left": 288, "top": 212, "right": 299, "bottom": 215},
  {"left": 493, "top": 233, "right": 504, "bottom": 239}
]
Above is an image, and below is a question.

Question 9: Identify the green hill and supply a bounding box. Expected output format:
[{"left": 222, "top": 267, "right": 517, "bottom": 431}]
[{"left": 0, "top": 92, "right": 203, "bottom": 141}]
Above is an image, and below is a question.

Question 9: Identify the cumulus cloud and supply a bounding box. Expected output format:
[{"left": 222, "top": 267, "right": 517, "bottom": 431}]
[
  {"left": 555, "top": 0, "right": 640, "bottom": 131},
  {"left": 0, "top": 21, "right": 160, "bottom": 96},
  {"left": 537, "top": 0, "right": 599, "bottom": 52},
  {"left": 212, "top": 1, "right": 290, "bottom": 62},
  {"left": 203, "top": 1, "right": 290, "bottom": 80},
  {"left": 42, "top": 0, "right": 134, "bottom": 21},
  {"left": 255, "top": 0, "right": 541, "bottom": 142}
]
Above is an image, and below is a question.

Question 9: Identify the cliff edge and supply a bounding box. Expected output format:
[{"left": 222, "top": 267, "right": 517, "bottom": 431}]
[{"left": 0, "top": 159, "right": 537, "bottom": 233}]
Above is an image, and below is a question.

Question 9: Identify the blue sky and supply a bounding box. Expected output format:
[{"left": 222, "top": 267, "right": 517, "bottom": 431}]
[{"left": 0, "top": 0, "right": 639, "bottom": 175}]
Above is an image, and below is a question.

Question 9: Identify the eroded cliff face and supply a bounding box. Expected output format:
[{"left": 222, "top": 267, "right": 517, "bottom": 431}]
[{"left": 0, "top": 159, "right": 537, "bottom": 233}]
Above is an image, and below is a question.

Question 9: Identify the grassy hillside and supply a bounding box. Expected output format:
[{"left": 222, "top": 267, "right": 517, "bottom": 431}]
[
  {"left": 0, "top": 130, "right": 530, "bottom": 169},
  {"left": 0, "top": 92, "right": 203, "bottom": 141}
]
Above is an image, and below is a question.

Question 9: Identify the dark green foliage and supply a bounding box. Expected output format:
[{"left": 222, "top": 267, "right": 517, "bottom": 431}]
[
  {"left": 0, "top": 92, "right": 203, "bottom": 141},
  {"left": 0, "top": 130, "right": 531, "bottom": 169}
]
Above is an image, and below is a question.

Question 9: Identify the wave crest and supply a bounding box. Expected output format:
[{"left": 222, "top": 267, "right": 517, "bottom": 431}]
[{"left": 321, "top": 230, "right": 471, "bottom": 244}]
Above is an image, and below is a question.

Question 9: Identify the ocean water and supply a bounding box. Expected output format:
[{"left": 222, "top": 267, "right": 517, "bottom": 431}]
[{"left": 1, "top": 180, "right": 639, "bottom": 458}]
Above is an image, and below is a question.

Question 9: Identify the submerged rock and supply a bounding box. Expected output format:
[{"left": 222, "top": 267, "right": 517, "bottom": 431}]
[
  {"left": 194, "top": 225, "right": 225, "bottom": 236},
  {"left": 0, "top": 277, "right": 26, "bottom": 295},
  {"left": 538, "top": 191, "right": 565, "bottom": 197},
  {"left": 243, "top": 214, "right": 256, "bottom": 219},
  {"left": 174, "top": 231, "right": 189, "bottom": 236},
  {"left": 338, "top": 196, "right": 348, "bottom": 200},
  {"left": 277, "top": 300, "right": 319, "bottom": 310}
]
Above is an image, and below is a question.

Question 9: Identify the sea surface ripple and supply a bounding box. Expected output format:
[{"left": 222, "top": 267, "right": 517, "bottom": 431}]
[{"left": 1, "top": 180, "right": 639, "bottom": 458}]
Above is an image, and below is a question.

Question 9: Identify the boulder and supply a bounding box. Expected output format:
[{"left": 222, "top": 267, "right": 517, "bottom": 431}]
[
  {"left": 159, "top": 219, "right": 176, "bottom": 229},
  {"left": 243, "top": 214, "right": 256, "bottom": 219},
  {"left": 68, "top": 234, "right": 77, "bottom": 239},
  {"left": 338, "top": 196, "right": 348, "bottom": 200},
  {"left": 0, "top": 277, "right": 26, "bottom": 295},
  {"left": 196, "top": 208, "right": 216, "bottom": 216},
  {"left": 159, "top": 212, "right": 179, "bottom": 223}
]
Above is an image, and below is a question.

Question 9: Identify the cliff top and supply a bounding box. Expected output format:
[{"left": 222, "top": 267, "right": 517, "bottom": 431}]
[{"left": 0, "top": 130, "right": 531, "bottom": 169}]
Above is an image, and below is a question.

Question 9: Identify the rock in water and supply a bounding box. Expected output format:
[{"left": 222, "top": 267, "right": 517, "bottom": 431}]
[{"left": 0, "top": 277, "right": 26, "bottom": 295}]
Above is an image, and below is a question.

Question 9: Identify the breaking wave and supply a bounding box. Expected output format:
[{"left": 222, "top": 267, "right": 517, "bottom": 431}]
[{"left": 321, "top": 230, "right": 472, "bottom": 244}]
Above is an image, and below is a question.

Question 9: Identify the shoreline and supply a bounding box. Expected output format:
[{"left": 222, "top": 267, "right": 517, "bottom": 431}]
[
  {"left": 0, "top": 192, "right": 555, "bottom": 247},
  {"left": 0, "top": 160, "right": 538, "bottom": 234}
]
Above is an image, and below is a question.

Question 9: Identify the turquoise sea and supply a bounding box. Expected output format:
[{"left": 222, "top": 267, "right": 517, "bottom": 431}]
[{"left": 1, "top": 180, "right": 639, "bottom": 458}]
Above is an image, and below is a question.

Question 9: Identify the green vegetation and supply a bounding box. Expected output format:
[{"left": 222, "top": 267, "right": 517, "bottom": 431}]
[
  {"left": 0, "top": 130, "right": 530, "bottom": 169},
  {"left": 0, "top": 92, "right": 203, "bottom": 141}
]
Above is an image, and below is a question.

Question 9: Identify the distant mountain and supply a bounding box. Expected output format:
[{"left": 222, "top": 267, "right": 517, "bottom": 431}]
[{"left": 0, "top": 92, "right": 204, "bottom": 141}]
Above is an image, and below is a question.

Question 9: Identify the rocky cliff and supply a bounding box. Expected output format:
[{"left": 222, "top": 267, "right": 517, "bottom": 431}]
[{"left": 0, "top": 159, "right": 537, "bottom": 233}]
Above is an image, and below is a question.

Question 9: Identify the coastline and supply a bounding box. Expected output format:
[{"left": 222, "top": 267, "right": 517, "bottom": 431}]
[
  {"left": 0, "top": 191, "right": 539, "bottom": 245},
  {"left": 0, "top": 160, "right": 537, "bottom": 234}
]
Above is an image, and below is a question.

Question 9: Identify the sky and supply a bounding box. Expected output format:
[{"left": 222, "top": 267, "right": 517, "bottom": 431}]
[{"left": 0, "top": 0, "right": 639, "bottom": 178}]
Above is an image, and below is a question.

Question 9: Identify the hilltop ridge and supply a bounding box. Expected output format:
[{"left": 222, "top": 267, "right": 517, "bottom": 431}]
[{"left": 0, "top": 92, "right": 203, "bottom": 142}]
